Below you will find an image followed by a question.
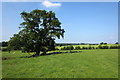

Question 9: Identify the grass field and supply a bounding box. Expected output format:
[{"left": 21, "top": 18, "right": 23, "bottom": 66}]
[
  {"left": 2, "top": 49, "right": 118, "bottom": 78},
  {"left": 56, "top": 44, "right": 119, "bottom": 49}
]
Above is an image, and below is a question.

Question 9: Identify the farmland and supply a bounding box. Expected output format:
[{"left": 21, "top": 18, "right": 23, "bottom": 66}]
[
  {"left": 2, "top": 48, "right": 118, "bottom": 78},
  {"left": 56, "top": 44, "right": 119, "bottom": 49},
  {"left": 2, "top": 2, "right": 119, "bottom": 79}
]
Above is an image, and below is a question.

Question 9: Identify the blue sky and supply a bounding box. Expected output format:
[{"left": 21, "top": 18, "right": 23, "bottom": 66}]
[{"left": 2, "top": 2, "right": 118, "bottom": 43}]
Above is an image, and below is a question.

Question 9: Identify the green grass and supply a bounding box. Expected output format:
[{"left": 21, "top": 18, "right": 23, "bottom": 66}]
[{"left": 2, "top": 49, "right": 118, "bottom": 78}]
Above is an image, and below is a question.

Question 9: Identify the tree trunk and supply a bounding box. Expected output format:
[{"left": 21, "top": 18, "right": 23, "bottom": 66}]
[
  {"left": 43, "top": 51, "right": 46, "bottom": 55},
  {"left": 41, "top": 51, "right": 46, "bottom": 55},
  {"left": 35, "top": 51, "right": 40, "bottom": 55},
  {"left": 32, "top": 51, "right": 40, "bottom": 57}
]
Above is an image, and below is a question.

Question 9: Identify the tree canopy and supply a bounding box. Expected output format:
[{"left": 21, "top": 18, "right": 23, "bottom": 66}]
[{"left": 8, "top": 9, "right": 65, "bottom": 56}]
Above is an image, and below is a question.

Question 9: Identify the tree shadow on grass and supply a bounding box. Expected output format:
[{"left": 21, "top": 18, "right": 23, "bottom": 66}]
[
  {"left": 20, "top": 51, "right": 82, "bottom": 58},
  {"left": 1, "top": 57, "right": 16, "bottom": 60}
]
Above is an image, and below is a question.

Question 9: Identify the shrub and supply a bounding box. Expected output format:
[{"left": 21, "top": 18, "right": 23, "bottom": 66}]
[
  {"left": 88, "top": 46, "right": 92, "bottom": 49},
  {"left": 82, "top": 47, "right": 88, "bottom": 50},
  {"left": 61, "top": 47, "right": 68, "bottom": 50},
  {"left": 92, "top": 47, "right": 95, "bottom": 49},
  {"left": 96, "top": 47, "right": 98, "bottom": 49},
  {"left": 1, "top": 47, "right": 8, "bottom": 51},
  {"left": 110, "top": 46, "right": 119, "bottom": 49},
  {"left": 102, "top": 46, "right": 109, "bottom": 49},
  {"left": 75, "top": 46, "right": 81, "bottom": 50},
  {"left": 100, "top": 42, "right": 104, "bottom": 45},
  {"left": 69, "top": 46, "right": 74, "bottom": 50},
  {"left": 61, "top": 46, "right": 74, "bottom": 50},
  {"left": 98, "top": 45, "right": 109, "bottom": 49},
  {"left": 115, "top": 42, "right": 119, "bottom": 44},
  {"left": 118, "top": 45, "right": 120, "bottom": 49},
  {"left": 55, "top": 48, "right": 59, "bottom": 50}
]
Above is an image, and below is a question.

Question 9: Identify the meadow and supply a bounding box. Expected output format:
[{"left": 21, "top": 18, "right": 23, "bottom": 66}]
[
  {"left": 56, "top": 44, "right": 119, "bottom": 49},
  {"left": 2, "top": 48, "right": 118, "bottom": 78}
]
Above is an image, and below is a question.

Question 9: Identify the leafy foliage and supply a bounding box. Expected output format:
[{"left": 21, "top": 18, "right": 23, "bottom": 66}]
[
  {"left": 0, "top": 41, "right": 8, "bottom": 47},
  {"left": 61, "top": 46, "right": 74, "bottom": 50},
  {"left": 8, "top": 9, "right": 65, "bottom": 56},
  {"left": 75, "top": 46, "right": 81, "bottom": 50}
]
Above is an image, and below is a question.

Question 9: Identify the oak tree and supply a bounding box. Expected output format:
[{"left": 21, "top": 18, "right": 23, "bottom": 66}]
[{"left": 8, "top": 9, "right": 65, "bottom": 56}]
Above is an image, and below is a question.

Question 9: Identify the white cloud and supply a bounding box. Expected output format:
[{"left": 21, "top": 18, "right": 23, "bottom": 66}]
[{"left": 42, "top": 1, "right": 61, "bottom": 8}]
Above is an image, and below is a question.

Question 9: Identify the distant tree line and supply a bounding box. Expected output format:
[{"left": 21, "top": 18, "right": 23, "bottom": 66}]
[
  {"left": 56, "top": 42, "right": 120, "bottom": 47},
  {"left": 1, "top": 41, "right": 120, "bottom": 51},
  {"left": 1, "top": 41, "right": 119, "bottom": 47},
  {"left": 60, "top": 45, "right": 120, "bottom": 50},
  {"left": 0, "top": 41, "right": 8, "bottom": 47},
  {"left": 55, "top": 43, "right": 80, "bottom": 46},
  {"left": 55, "top": 43, "right": 99, "bottom": 46}
]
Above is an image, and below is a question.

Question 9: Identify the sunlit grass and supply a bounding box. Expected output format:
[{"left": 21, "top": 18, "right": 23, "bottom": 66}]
[{"left": 2, "top": 49, "right": 118, "bottom": 78}]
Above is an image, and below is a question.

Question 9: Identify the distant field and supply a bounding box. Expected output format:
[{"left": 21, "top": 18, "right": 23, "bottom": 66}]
[
  {"left": 56, "top": 44, "right": 119, "bottom": 49},
  {"left": 2, "top": 49, "right": 118, "bottom": 78},
  {"left": 1, "top": 44, "right": 119, "bottom": 50}
]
